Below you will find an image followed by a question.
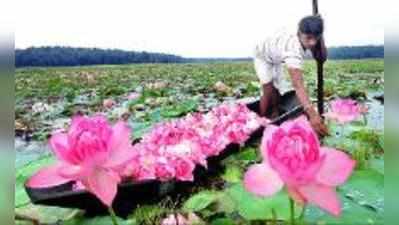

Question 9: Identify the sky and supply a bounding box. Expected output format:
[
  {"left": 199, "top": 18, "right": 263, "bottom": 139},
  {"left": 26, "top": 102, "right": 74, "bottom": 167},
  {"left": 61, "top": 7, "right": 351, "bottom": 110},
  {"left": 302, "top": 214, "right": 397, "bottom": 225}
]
[{"left": 14, "top": 0, "right": 385, "bottom": 58}]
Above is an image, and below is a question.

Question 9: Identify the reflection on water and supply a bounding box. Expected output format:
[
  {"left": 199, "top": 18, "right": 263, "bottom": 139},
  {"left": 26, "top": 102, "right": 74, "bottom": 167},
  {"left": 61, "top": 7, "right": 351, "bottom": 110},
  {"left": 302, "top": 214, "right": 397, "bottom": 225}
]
[
  {"left": 366, "top": 91, "right": 384, "bottom": 131},
  {"left": 15, "top": 137, "right": 50, "bottom": 169}
]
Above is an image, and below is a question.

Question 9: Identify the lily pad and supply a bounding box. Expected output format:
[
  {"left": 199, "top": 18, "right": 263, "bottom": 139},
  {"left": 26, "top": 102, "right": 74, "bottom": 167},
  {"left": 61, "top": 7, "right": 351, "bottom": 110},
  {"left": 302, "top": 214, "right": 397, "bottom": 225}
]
[
  {"left": 305, "top": 169, "right": 384, "bottom": 224},
  {"left": 15, "top": 155, "right": 55, "bottom": 208},
  {"left": 211, "top": 217, "right": 236, "bottom": 225},
  {"left": 160, "top": 98, "right": 198, "bottom": 118},
  {"left": 226, "top": 182, "right": 300, "bottom": 221},
  {"left": 15, "top": 205, "right": 78, "bottom": 225},
  {"left": 64, "top": 215, "right": 136, "bottom": 225},
  {"left": 221, "top": 165, "right": 242, "bottom": 183},
  {"left": 340, "top": 169, "right": 384, "bottom": 214},
  {"left": 183, "top": 190, "right": 221, "bottom": 212}
]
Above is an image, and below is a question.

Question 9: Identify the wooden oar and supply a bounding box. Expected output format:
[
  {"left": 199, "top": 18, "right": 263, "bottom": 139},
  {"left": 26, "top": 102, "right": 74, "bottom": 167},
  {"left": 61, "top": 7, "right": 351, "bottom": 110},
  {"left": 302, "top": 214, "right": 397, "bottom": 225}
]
[{"left": 270, "top": 105, "right": 303, "bottom": 125}]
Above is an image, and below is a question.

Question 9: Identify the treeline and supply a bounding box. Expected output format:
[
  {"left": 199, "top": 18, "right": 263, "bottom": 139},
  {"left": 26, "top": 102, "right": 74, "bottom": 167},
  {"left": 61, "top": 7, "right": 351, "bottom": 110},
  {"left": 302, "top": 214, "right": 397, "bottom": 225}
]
[
  {"left": 185, "top": 57, "right": 252, "bottom": 63},
  {"left": 192, "top": 45, "right": 384, "bottom": 62},
  {"left": 15, "top": 46, "right": 185, "bottom": 67},
  {"left": 327, "top": 45, "right": 384, "bottom": 59},
  {"left": 15, "top": 45, "right": 383, "bottom": 67}
]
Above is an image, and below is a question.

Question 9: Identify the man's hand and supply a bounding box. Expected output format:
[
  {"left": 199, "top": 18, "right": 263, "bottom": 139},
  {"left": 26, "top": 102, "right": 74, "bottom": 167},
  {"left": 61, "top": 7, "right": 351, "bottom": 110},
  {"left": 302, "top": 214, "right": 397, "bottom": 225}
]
[
  {"left": 306, "top": 107, "right": 329, "bottom": 137},
  {"left": 287, "top": 68, "right": 328, "bottom": 136}
]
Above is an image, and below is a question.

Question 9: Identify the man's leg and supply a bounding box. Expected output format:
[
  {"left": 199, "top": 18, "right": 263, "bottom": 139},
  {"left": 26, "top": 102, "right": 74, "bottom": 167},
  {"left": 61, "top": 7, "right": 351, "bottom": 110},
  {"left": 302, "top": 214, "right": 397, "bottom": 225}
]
[
  {"left": 269, "top": 84, "right": 281, "bottom": 118},
  {"left": 259, "top": 82, "right": 281, "bottom": 119}
]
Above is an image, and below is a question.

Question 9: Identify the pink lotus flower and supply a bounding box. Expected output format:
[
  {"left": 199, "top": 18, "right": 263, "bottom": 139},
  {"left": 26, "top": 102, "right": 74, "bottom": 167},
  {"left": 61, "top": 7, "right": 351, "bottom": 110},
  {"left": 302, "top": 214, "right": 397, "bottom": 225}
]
[
  {"left": 26, "top": 115, "right": 136, "bottom": 207},
  {"left": 359, "top": 104, "right": 369, "bottom": 114},
  {"left": 122, "top": 103, "right": 266, "bottom": 182},
  {"left": 127, "top": 121, "right": 203, "bottom": 181},
  {"left": 244, "top": 116, "right": 355, "bottom": 216},
  {"left": 154, "top": 157, "right": 177, "bottom": 181},
  {"left": 170, "top": 156, "right": 196, "bottom": 181},
  {"left": 161, "top": 213, "right": 201, "bottom": 225},
  {"left": 122, "top": 144, "right": 158, "bottom": 181},
  {"left": 127, "top": 92, "right": 141, "bottom": 100},
  {"left": 103, "top": 99, "right": 116, "bottom": 108},
  {"left": 186, "top": 103, "right": 267, "bottom": 156},
  {"left": 182, "top": 112, "right": 228, "bottom": 157},
  {"left": 324, "top": 99, "right": 363, "bottom": 124},
  {"left": 161, "top": 213, "right": 188, "bottom": 225}
]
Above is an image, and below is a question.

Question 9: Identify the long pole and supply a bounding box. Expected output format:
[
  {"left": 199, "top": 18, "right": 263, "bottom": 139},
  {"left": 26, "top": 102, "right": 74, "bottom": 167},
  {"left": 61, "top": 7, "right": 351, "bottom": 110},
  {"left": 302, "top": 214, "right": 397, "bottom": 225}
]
[
  {"left": 312, "top": 0, "right": 324, "bottom": 115},
  {"left": 313, "top": 0, "right": 319, "bottom": 14}
]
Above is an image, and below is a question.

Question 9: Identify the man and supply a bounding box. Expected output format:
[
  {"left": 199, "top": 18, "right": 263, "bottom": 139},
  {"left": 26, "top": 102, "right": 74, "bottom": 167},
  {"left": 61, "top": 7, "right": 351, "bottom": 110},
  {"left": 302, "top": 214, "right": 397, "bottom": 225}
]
[{"left": 254, "top": 15, "right": 328, "bottom": 136}]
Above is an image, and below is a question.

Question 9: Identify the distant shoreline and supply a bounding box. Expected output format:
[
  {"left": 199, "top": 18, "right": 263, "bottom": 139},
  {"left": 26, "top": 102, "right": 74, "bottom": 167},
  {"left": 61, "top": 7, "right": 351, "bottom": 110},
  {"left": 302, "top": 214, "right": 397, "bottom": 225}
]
[{"left": 16, "top": 45, "right": 384, "bottom": 68}]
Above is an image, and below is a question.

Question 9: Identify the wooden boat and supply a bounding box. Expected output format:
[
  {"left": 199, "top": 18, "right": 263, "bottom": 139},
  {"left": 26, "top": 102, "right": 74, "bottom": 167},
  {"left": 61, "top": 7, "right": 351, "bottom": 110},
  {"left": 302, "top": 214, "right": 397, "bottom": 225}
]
[{"left": 25, "top": 92, "right": 304, "bottom": 218}]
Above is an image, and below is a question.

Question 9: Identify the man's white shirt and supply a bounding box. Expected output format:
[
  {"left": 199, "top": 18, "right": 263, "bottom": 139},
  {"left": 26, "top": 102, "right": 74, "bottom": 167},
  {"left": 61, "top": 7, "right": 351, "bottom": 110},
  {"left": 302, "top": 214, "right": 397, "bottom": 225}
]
[{"left": 254, "top": 28, "right": 310, "bottom": 95}]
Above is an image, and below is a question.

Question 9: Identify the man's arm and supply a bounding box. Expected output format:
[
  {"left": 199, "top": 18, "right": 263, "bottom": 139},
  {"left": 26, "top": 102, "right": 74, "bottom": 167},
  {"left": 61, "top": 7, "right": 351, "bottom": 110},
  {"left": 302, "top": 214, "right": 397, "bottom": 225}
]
[{"left": 288, "top": 68, "right": 328, "bottom": 136}]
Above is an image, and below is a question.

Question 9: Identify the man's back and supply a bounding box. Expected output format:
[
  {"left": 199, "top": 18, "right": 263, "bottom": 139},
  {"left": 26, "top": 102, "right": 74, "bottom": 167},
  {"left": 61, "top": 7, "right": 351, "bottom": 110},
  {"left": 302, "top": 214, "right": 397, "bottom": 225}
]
[{"left": 255, "top": 28, "right": 306, "bottom": 69}]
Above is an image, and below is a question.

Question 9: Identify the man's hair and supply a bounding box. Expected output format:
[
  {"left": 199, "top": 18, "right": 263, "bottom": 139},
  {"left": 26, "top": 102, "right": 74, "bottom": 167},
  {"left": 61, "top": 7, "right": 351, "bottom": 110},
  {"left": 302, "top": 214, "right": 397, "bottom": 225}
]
[{"left": 298, "top": 15, "right": 324, "bottom": 38}]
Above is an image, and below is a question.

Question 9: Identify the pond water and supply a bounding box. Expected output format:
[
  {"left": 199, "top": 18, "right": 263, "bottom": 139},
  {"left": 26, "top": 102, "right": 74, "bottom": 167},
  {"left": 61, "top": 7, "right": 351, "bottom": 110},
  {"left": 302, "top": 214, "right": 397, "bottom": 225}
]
[
  {"left": 15, "top": 137, "right": 51, "bottom": 169},
  {"left": 365, "top": 91, "right": 384, "bottom": 130},
  {"left": 14, "top": 90, "right": 384, "bottom": 169}
]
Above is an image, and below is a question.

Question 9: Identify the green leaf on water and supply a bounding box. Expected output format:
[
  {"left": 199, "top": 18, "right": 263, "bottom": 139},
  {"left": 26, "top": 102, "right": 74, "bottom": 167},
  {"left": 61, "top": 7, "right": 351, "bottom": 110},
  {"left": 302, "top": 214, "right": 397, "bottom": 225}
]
[
  {"left": 349, "top": 128, "right": 382, "bottom": 152},
  {"left": 215, "top": 192, "right": 236, "bottom": 214},
  {"left": 221, "top": 147, "right": 258, "bottom": 167},
  {"left": 183, "top": 190, "right": 221, "bottom": 212},
  {"left": 378, "top": 133, "right": 384, "bottom": 150},
  {"left": 161, "top": 98, "right": 198, "bottom": 118},
  {"left": 129, "top": 204, "right": 169, "bottom": 225},
  {"left": 305, "top": 169, "right": 384, "bottom": 225},
  {"left": 15, "top": 155, "right": 55, "bottom": 208},
  {"left": 370, "top": 157, "right": 384, "bottom": 175},
  {"left": 340, "top": 169, "right": 384, "bottom": 214},
  {"left": 235, "top": 147, "right": 258, "bottom": 162},
  {"left": 221, "top": 165, "right": 242, "bottom": 183},
  {"left": 211, "top": 217, "right": 236, "bottom": 225},
  {"left": 16, "top": 205, "right": 78, "bottom": 225},
  {"left": 323, "top": 136, "right": 357, "bottom": 152},
  {"left": 304, "top": 194, "right": 383, "bottom": 225},
  {"left": 129, "top": 121, "right": 153, "bottom": 139},
  {"left": 226, "top": 182, "right": 300, "bottom": 221},
  {"left": 64, "top": 215, "right": 136, "bottom": 225}
]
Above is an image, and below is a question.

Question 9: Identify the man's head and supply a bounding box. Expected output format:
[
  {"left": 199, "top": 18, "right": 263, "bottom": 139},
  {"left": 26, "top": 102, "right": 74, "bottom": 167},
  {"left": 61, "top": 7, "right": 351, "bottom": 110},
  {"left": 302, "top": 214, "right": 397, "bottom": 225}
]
[{"left": 298, "top": 15, "right": 324, "bottom": 49}]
